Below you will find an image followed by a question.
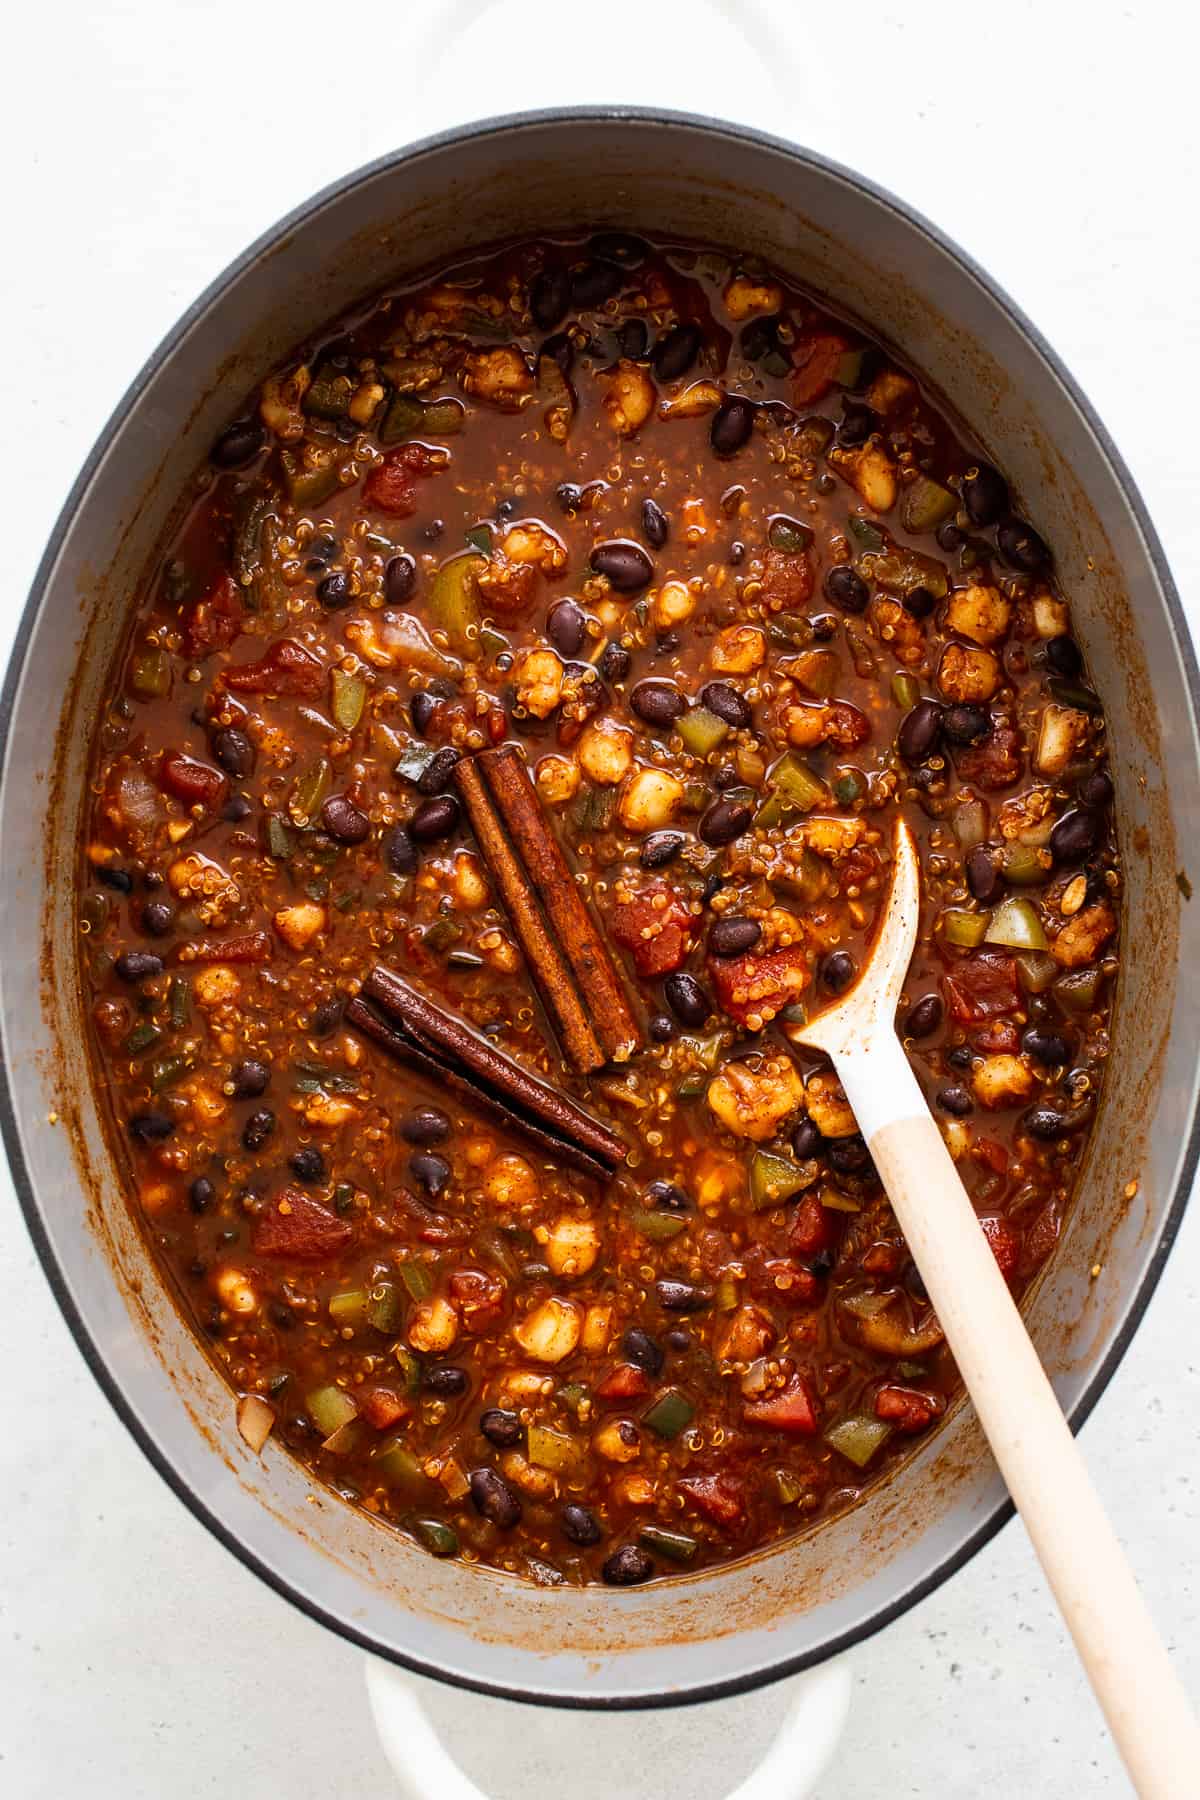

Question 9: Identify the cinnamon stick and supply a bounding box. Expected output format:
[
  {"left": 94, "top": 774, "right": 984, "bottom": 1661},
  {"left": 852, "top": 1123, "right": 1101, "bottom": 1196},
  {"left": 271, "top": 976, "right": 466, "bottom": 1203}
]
[
  {"left": 476, "top": 745, "right": 641, "bottom": 1064},
  {"left": 360, "top": 966, "right": 628, "bottom": 1172},
  {"left": 455, "top": 755, "right": 606, "bottom": 1073},
  {"left": 344, "top": 996, "right": 613, "bottom": 1182}
]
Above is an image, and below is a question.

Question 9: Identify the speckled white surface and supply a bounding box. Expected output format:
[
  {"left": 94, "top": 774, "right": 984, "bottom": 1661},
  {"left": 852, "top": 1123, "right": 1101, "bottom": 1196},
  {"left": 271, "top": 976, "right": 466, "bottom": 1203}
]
[{"left": 2, "top": 3, "right": 1197, "bottom": 1794}]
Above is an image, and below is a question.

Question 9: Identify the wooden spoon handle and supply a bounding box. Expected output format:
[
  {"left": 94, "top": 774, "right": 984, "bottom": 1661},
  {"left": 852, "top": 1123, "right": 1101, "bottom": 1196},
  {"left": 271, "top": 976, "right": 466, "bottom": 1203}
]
[{"left": 836, "top": 1030, "right": 1200, "bottom": 1797}]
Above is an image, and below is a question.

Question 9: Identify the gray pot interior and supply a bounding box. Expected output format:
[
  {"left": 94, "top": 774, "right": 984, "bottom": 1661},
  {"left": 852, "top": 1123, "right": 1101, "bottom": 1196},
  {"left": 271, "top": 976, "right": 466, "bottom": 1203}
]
[{"left": 3, "top": 111, "right": 1197, "bottom": 1705}]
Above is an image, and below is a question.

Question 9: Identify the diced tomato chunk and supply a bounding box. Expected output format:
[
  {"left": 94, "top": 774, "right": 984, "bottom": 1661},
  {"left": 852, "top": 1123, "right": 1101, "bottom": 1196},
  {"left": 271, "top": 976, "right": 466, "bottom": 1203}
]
[
  {"left": 943, "top": 949, "right": 1019, "bottom": 1023},
  {"left": 972, "top": 1136, "right": 1010, "bottom": 1176},
  {"left": 954, "top": 718, "right": 1022, "bottom": 791},
  {"left": 224, "top": 638, "right": 324, "bottom": 698},
  {"left": 874, "top": 1386, "right": 939, "bottom": 1432},
  {"left": 824, "top": 700, "right": 871, "bottom": 750},
  {"left": 761, "top": 547, "right": 814, "bottom": 611},
  {"left": 610, "top": 882, "right": 696, "bottom": 978},
  {"left": 357, "top": 1386, "right": 411, "bottom": 1430},
  {"left": 595, "top": 1362, "right": 652, "bottom": 1402},
  {"left": 710, "top": 943, "right": 810, "bottom": 1028},
  {"left": 972, "top": 1018, "right": 1020, "bottom": 1055},
  {"left": 743, "top": 1373, "right": 820, "bottom": 1435},
  {"left": 1023, "top": 1200, "right": 1061, "bottom": 1271},
  {"left": 363, "top": 443, "right": 442, "bottom": 516},
  {"left": 979, "top": 1213, "right": 1020, "bottom": 1279},
  {"left": 176, "top": 931, "right": 272, "bottom": 965},
  {"left": 252, "top": 1188, "right": 355, "bottom": 1260},
  {"left": 790, "top": 331, "right": 850, "bottom": 405},
  {"left": 789, "top": 1191, "right": 840, "bottom": 1258},
  {"left": 447, "top": 1266, "right": 506, "bottom": 1334},
  {"left": 181, "top": 572, "right": 243, "bottom": 660},
  {"left": 678, "top": 1471, "right": 746, "bottom": 1528},
  {"left": 160, "top": 750, "right": 226, "bottom": 811},
  {"left": 747, "top": 1253, "right": 822, "bottom": 1309}
]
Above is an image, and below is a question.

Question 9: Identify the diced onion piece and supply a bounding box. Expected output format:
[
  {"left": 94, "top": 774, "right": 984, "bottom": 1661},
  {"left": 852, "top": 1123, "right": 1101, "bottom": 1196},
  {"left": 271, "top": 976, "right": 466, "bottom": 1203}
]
[
  {"left": 236, "top": 1394, "right": 276, "bottom": 1455},
  {"left": 985, "top": 896, "right": 1047, "bottom": 951}
]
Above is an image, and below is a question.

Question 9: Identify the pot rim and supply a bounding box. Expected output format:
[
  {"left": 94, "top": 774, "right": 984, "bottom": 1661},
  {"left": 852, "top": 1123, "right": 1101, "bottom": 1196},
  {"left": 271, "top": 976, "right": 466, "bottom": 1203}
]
[{"left": 4, "top": 104, "right": 1197, "bottom": 1710}]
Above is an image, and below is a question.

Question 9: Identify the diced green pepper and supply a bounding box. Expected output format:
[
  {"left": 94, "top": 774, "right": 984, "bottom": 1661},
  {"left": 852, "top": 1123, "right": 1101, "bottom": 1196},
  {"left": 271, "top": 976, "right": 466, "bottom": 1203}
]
[
  {"left": 167, "top": 974, "right": 191, "bottom": 1029},
  {"left": 393, "top": 1343, "right": 422, "bottom": 1396},
  {"left": 398, "top": 1261, "right": 433, "bottom": 1302},
  {"left": 1015, "top": 951, "right": 1059, "bottom": 994},
  {"left": 149, "top": 1054, "right": 189, "bottom": 1092},
  {"left": 985, "top": 896, "right": 1047, "bottom": 951},
  {"left": 832, "top": 768, "right": 867, "bottom": 806},
  {"left": 794, "top": 416, "right": 834, "bottom": 456},
  {"left": 750, "top": 1149, "right": 813, "bottom": 1210},
  {"left": 266, "top": 815, "right": 293, "bottom": 860},
  {"left": 475, "top": 1225, "right": 520, "bottom": 1278},
  {"left": 768, "top": 750, "right": 829, "bottom": 815},
  {"left": 123, "top": 1021, "right": 163, "bottom": 1057},
  {"left": 289, "top": 758, "right": 331, "bottom": 825},
  {"left": 329, "top": 1288, "right": 370, "bottom": 1331},
  {"left": 1047, "top": 677, "right": 1103, "bottom": 715},
  {"left": 464, "top": 524, "right": 493, "bottom": 554},
  {"left": 527, "top": 1425, "right": 579, "bottom": 1472},
  {"left": 941, "top": 909, "right": 989, "bottom": 949},
  {"left": 768, "top": 516, "right": 814, "bottom": 553},
  {"left": 897, "top": 1360, "right": 927, "bottom": 1380},
  {"left": 677, "top": 707, "right": 730, "bottom": 756},
  {"left": 1001, "top": 844, "right": 1050, "bottom": 886},
  {"left": 951, "top": 799, "right": 987, "bottom": 852},
  {"left": 304, "top": 365, "right": 354, "bottom": 420},
  {"left": 306, "top": 1384, "right": 358, "bottom": 1439},
  {"left": 412, "top": 1517, "right": 459, "bottom": 1556},
  {"left": 766, "top": 610, "right": 810, "bottom": 648},
  {"left": 569, "top": 784, "right": 617, "bottom": 833},
  {"left": 902, "top": 475, "right": 956, "bottom": 535},
  {"left": 676, "top": 1071, "right": 709, "bottom": 1100},
  {"left": 365, "top": 1280, "right": 403, "bottom": 1335},
  {"left": 642, "top": 1388, "right": 694, "bottom": 1440},
  {"left": 333, "top": 1182, "right": 355, "bottom": 1214},
  {"left": 421, "top": 400, "right": 464, "bottom": 436},
  {"left": 638, "top": 1525, "right": 698, "bottom": 1564},
  {"left": 834, "top": 348, "right": 868, "bottom": 388},
  {"left": 846, "top": 515, "right": 886, "bottom": 553},
  {"left": 393, "top": 742, "right": 438, "bottom": 786},
  {"left": 628, "top": 1206, "right": 688, "bottom": 1242},
  {"left": 557, "top": 1383, "right": 590, "bottom": 1419},
  {"left": 477, "top": 625, "right": 510, "bottom": 660},
  {"left": 820, "top": 1187, "right": 862, "bottom": 1214},
  {"left": 715, "top": 1274, "right": 740, "bottom": 1312},
  {"left": 428, "top": 553, "right": 484, "bottom": 654},
  {"left": 891, "top": 672, "right": 921, "bottom": 711},
  {"left": 331, "top": 669, "right": 367, "bottom": 733},
  {"left": 379, "top": 393, "right": 425, "bottom": 443},
  {"left": 375, "top": 1436, "right": 434, "bottom": 1499},
  {"left": 129, "top": 647, "right": 171, "bottom": 699},
  {"left": 280, "top": 443, "right": 342, "bottom": 509},
  {"left": 825, "top": 1414, "right": 893, "bottom": 1468},
  {"left": 680, "top": 1031, "right": 723, "bottom": 1071},
  {"left": 1054, "top": 966, "right": 1105, "bottom": 1012},
  {"left": 232, "top": 492, "right": 272, "bottom": 587},
  {"left": 422, "top": 916, "right": 464, "bottom": 953}
]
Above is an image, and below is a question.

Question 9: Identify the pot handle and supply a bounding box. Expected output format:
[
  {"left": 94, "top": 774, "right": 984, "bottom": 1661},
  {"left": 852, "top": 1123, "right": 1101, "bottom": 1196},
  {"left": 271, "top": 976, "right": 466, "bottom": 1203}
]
[{"left": 364, "top": 1656, "right": 852, "bottom": 1800}]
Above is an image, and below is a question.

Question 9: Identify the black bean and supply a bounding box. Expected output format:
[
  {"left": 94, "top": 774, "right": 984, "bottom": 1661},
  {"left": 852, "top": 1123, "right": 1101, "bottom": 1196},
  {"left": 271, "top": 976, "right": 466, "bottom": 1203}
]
[
  {"left": 652, "top": 323, "right": 702, "bottom": 382},
  {"left": 223, "top": 795, "right": 252, "bottom": 824},
  {"left": 188, "top": 1176, "right": 215, "bottom": 1213},
  {"left": 409, "top": 1151, "right": 450, "bottom": 1196},
  {"left": 211, "top": 726, "right": 255, "bottom": 777},
  {"left": 698, "top": 797, "right": 752, "bottom": 847},
  {"left": 570, "top": 260, "right": 622, "bottom": 309},
  {"left": 409, "top": 691, "right": 440, "bottom": 737},
  {"left": 936, "top": 522, "right": 966, "bottom": 553},
  {"left": 962, "top": 462, "right": 1008, "bottom": 527},
  {"left": 945, "top": 1043, "right": 973, "bottom": 1071},
  {"left": 603, "top": 1546, "right": 654, "bottom": 1585},
  {"left": 319, "top": 794, "right": 369, "bottom": 845},
  {"left": 562, "top": 1504, "right": 603, "bottom": 1547},
  {"left": 710, "top": 396, "right": 754, "bottom": 456},
  {"left": 478, "top": 1409, "right": 524, "bottom": 1450},
  {"left": 663, "top": 972, "right": 712, "bottom": 1028},
  {"left": 289, "top": 1146, "right": 326, "bottom": 1183},
  {"left": 211, "top": 420, "right": 264, "bottom": 468},
  {"left": 632, "top": 495, "right": 669, "bottom": 550},
  {"left": 709, "top": 916, "right": 761, "bottom": 957},
  {"left": 640, "top": 831, "right": 686, "bottom": 870},
  {"left": 383, "top": 824, "right": 418, "bottom": 874},
  {"left": 617, "top": 318, "right": 649, "bottom": 359},
  {"left": 141, "top": 900, "right": 175, "bottom": 937},
  {"left": 410, "top": 795, "right": 460, "bottom": 841},
  {"left": 838, "top": 400, "right": 878, "bottom": 447},
  {"left": 792, "top": 1117, "right": 822, "bottom": 1161},
  {"left": 385, "top": 554, "right": 417, "bottom": 605},
  {"left": 317, "top": 571, "right": 353, "bottom": 610},
  {"left": 306, "top": 533, "right": 337, "bottom": 568},
  {"left": 599, "top": 640, "right": 631, "bottom": 682},
  {"left": 897, "top": 700, "right": 944, "bottom": 764},
  {"left": 827, "top": 1133, "right": 871, "bottom": 1174},
  {"left": 824, "top": 566, "right": 869, "bottom": 614},
  {"left": 821, "top": 950, "right": 856, "bottom": 994},
  {"left": 311, "top": 996, "right": 343, "bottom": 1037},
  {"left": 699, "top": 681, "right": 752, "bottom": 729},
  {"left": 905, "top": 993, "right": 944, "bottom": 1038},
  {"left": 646, "top": 1180, "right": 690, "bottom": 1212},
  {"left": 469, "top": 1466, "right": 522, "bottom": 1528},
  {"left": 554, "top": 482, "right": 583, "bottom": 515},
  {"left": 1046, "top": 635, "right": 1083, "bottom": 679},
  {"left": 649, "top": 1014, "right": 676, "bottom": 1043},
  {"left": 242, "top": 1108, "right": 276, "bottom": 1152},
  {"left": 230, "top": 1059, "right": 270, "bottom": 1100},
  {"left": 1078, "top": 769, "right": 1113, "bottom": 811},
  {"left": 546, "top": 599, "right": 587, "bottom": 657},
  {"left": 591, "top": 539, "right": 654, "bottom": 593},
  {"left": 1023, "top": 1029, "right": 1069, "bottom": 1066},
  {"left": 415, "top": 747, "right": 462, "bottom": 796},
  {"left": 97, "top": 865, "right": 133, "bottom": 893},
  {"left": 942, "top": 704, "right": 990, "bottom": 746},
  {"left": 902, "top": 585, "right": 936, "bottom": 619},
  {"left": 665, "top": 1329, "right": 692, "bottom": 1352},
  {"left": 115, "top": 951, "right": 163, "bottom": 983},
  {"left": 966, "top": 846, "right": 1001, "bottom": 904},
  {"left": 128, "top": 1109, "right": 175, "bottom": 1142},
  {"left": 1050, "top": 808, "right": 1100, "bottom": 866},
  {"left": 1024, "top": 1105, "right": 1071, "bottom": 1141},
  {"left": 998, "top": 516, "right": 1051, "bottom": 572},
  {"left": 530, "top": 266, "right": 570, "bottom": 331},
  {"left": 937, "top": 1084, "right": 974, "bottom": 1116},
  {"left": 630, "top": 678, "right": 686, "bottom": 730},
  {"left": 655, "top": 1278, "right": 712, "bottom": 1313},
  {"left": 424, "top": 1363, "right": 469, "bottom": 1397},
  {"left": 400, "top": 1106, "right": 451, "bottom": 1146},
  {"left": 622, "top": 1327, "right": 664, "bottom": 1376}
]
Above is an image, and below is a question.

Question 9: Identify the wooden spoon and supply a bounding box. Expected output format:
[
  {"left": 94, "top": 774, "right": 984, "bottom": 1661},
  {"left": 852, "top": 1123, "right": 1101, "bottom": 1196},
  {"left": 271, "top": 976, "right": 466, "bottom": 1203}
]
[{"left": 787, "top": 817, "right": 1199, "bottom": 1796}]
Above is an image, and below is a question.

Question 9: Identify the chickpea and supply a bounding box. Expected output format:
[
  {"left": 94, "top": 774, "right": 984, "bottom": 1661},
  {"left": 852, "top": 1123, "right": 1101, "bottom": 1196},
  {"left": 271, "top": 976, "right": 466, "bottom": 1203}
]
[
  {"left": 483, "top": 1152, "right": 539, "bottom": 1209},
  {"left": 408, "top": 1296, "right": 459, "bottom": 1354},
  {"left": 452, "top": 851, "right": 489, "bottom": 910},
  {"left": 618, "top": 768, "right": 685, "bottom": 833},
  {"left": 215, "top": 1268, "right": 257, "bottom": 1316},
  {"left": 578, "top": 719, "right": 634, "bottom": 786},
  {"left": 273, "top": 900, "right": 327, "bottom": 951},
  {"left": 542, "top": 1216, "right": 601, "bottom": 1279},
  {"left": 514, "top": 647, "right": 563, "bottom": 719},
  {"left": 651, "top": 580, "right": 696, "bottom": 630},
  {"left": 501, "top": 1449, "right": 557, "bottom": 1499},
  {"left": 535, "top": 753, "right": 581, "bottom": 807},
  {"left": 513, "top": 1297, "right": 581, "bottom": 1363}
]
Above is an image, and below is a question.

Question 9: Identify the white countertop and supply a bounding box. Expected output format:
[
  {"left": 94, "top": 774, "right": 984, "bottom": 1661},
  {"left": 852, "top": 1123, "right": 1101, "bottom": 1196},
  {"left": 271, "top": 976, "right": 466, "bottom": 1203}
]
[{"left": 2, "top": 2, "right": 1197, "bottom": 1794}]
